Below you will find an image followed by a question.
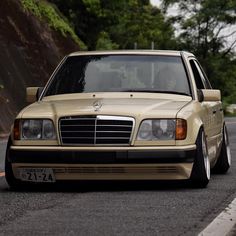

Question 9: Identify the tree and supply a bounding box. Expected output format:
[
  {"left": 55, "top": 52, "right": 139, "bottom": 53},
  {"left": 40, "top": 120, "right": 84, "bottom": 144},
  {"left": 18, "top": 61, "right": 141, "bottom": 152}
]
[
  {"left": 109, "top": 1, "right": 176, "bottom": 49},
  {"left": 49, "top": 0, "right": 124, "bottom": 50},
  {"left": 162, "top": 0, "right": 236, "bottom": 56},
  {"left": 49, "top": 0, "right": 176, "bottom": 50},
  {"left": 162, "top": 0, "right": 236, "bottom": 104}
]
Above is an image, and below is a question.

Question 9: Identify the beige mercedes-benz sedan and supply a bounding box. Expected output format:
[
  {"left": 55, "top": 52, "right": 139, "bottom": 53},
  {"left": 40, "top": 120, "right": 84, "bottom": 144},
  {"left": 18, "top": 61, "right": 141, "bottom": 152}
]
[{"left": 5, "top": 50, "right": 231, "bottom": 188}]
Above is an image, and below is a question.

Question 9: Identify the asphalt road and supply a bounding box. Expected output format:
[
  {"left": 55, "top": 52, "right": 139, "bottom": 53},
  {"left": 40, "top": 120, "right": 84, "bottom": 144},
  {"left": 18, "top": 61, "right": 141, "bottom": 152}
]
[{"left": 0, "top": 118, "right": 236, "bottom": 236}]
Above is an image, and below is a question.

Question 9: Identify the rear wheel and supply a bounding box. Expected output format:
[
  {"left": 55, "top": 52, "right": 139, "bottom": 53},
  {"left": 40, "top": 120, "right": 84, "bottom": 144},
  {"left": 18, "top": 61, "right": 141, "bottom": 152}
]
[
  {"left": 190, "top": 129, "right": 210, "bottom": 188},
  {"left": 212, "top": 124, "right": 231, "bottom": 174}
]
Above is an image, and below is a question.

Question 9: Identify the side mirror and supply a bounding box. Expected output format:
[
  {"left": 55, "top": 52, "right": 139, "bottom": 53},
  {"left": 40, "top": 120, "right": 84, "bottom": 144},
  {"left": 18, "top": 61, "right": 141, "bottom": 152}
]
[
  {"left": 26, "top": 87, "right": 44, "bottom": 103},
  {"left": 200, "top": 89, "right": 221, "bottom": 102}
]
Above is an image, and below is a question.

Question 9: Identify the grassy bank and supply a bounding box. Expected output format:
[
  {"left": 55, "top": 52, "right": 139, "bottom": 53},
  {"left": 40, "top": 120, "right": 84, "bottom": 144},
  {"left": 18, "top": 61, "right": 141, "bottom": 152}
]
[{"left": 21, "top": 0, "right": 86, "bottom": 49}]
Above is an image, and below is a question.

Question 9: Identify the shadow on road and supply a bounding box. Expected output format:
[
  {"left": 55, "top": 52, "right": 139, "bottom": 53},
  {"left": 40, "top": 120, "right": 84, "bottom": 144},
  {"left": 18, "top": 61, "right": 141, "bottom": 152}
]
[{"left": 2, "top": 179, "right": 199, "bottom": 193}]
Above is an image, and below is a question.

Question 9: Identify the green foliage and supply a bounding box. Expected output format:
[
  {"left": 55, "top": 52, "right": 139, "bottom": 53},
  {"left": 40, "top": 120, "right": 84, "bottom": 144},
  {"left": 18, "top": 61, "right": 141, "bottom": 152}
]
[
  {"left": 96, "top": 32, "right": 119, "bottom": 50},
  {"left": 21, "top": 0, "right": 42, "bottom": 18},
  {"left": 162, "top": 0, "right": 236, "bottom": 103},
  {"left": 24, "top": 0, "right": 236, "bottom": 104},
  {"left": 107, "top": 3, "right": 170, "bottom": 49},
  {"left": 49, "top": 0, "right": 176, "bottom": 50},
  {"left": 49, "top": 0, "right": 109, "bottom": 50},
  {"left": 21, "top": 0, "right": 86, "bottom": 49},
  {"left": 163, "top": 0, "right": 236, "bottom": 55}
]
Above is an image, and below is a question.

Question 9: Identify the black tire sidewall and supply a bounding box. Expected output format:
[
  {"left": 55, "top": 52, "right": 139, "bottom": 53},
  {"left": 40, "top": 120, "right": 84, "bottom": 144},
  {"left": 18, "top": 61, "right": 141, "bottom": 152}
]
[
  {"left": 212, "top": 124, "right": 231, "bottom": 174},
  {"left": 5, "top": 137, "right": 22, "bottom": 188},
  {"left": 190, "top": 128, "right": 210, "bottom": 187}
]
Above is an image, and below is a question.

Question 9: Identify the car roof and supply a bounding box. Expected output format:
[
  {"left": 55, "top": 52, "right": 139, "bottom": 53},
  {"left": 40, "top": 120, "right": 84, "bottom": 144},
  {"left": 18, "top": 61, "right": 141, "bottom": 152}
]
[{"left": 68, "top": 50, "right": 194, "bottom": 57}]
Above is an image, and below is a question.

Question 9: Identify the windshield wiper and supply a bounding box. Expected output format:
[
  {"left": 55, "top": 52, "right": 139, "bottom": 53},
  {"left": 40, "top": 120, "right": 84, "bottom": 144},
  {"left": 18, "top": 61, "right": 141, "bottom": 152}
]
[{"left": 121, "top": 89, "right": 190, "bottom": 96}]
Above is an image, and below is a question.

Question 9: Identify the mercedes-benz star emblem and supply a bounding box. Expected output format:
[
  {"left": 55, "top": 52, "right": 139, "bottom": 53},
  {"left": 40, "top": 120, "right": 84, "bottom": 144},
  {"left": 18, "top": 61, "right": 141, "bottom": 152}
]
[{"left": 93, "top": 101, "right": 102, "bottom": 111}]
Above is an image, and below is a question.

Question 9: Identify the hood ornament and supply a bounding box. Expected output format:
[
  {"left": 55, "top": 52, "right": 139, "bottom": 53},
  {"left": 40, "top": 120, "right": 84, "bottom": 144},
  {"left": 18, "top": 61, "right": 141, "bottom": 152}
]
[{"left": 93, "top": 101, "right": 102, "bottom": 111}]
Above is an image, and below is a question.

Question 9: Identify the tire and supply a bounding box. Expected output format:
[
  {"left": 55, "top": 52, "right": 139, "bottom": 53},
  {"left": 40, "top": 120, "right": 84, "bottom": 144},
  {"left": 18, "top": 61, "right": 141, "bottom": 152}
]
[
  {"left": 5, "top": 137, "right": 24, "bottom": 189},
  {"left": 212, "top": 124, "right": 231, "bottom": 174},
  {"left": 190, "top": 128, "right": 210, "bottom": 188}
]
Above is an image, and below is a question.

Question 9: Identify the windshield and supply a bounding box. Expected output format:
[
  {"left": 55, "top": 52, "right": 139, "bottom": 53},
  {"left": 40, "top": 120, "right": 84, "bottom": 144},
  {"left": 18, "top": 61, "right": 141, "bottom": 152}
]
[{"left": 44, "top": 55, "right": 191, "bottom": 96}]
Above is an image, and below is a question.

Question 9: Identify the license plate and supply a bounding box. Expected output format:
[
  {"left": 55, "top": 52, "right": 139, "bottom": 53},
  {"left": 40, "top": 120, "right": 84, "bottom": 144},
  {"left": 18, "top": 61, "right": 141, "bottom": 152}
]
[{"left": 19, "top": 168, "right": 55, "bottom": 183}]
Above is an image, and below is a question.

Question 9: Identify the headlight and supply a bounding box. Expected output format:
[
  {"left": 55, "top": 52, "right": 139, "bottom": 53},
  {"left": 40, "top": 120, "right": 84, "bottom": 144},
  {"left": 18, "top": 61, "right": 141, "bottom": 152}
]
[
  {"left": 137, "top": 119, "right": 187, "bottom": 141},
  {"left": 14, "top": 119, "right": 56, "bottom": 140},
  {"left": 42, "top": 120, "right": 56, "bottom": 139},
  {"left": 137, "top": 120, "right": 152, "bottom": 140}
]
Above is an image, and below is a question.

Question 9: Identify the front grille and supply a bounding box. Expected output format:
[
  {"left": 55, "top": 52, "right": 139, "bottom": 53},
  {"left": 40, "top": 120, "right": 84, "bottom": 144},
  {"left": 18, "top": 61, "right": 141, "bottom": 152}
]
[{"left": 59, "top": 115, "right": 134, "bottom": 145}]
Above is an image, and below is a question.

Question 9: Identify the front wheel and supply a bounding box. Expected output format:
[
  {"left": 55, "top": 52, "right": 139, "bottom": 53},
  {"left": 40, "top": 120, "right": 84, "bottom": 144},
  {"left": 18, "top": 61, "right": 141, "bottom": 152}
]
[
  {"left": 5, "top": 137, "right": 24, "bottom": 189},
  {"left": 190, "top": 129, "right": 210, "bottom": 188},
  {"left": 212, "top": 124, "right": 231, "bottom": 174}
]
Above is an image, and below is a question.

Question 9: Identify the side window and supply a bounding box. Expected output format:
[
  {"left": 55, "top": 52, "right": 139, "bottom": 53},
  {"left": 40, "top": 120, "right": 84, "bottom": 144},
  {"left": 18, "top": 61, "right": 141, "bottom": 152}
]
[
  {"left": 190, "top": 59, "right": 212, "bottom": 89},
  {"left": 190, "top": 60, "right": 205, "bottom": 89},
  {"left": 194, "top": 61, "right": 212, "bottom": 89}
]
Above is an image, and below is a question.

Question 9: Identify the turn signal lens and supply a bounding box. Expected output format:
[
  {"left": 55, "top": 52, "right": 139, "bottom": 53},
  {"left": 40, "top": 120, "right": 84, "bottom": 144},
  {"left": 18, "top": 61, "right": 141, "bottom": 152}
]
[
  {"left": 176, "top": 119, "right": 187, "bottom": 140},
  {"left": 13, "top": 119, "right": 20, "bottom": 140}
]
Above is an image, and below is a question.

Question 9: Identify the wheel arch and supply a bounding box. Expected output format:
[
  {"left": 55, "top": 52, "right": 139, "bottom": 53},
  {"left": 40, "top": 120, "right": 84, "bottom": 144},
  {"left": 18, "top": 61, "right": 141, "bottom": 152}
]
[{"left": 176, "top": 116, "right": 204, "bottom": 146}]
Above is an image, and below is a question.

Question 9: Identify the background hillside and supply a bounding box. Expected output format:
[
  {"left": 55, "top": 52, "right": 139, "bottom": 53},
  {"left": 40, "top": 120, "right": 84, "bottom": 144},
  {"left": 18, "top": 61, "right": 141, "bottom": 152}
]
[{"left": 0, "top": 0, "right": 82, "bottom": 134}]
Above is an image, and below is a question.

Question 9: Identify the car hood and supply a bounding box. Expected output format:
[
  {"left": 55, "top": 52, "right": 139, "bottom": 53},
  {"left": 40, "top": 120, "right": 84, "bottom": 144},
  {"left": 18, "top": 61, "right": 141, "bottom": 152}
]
[{"left": 19, "top": 93, "right": 192, "bottom": 119}]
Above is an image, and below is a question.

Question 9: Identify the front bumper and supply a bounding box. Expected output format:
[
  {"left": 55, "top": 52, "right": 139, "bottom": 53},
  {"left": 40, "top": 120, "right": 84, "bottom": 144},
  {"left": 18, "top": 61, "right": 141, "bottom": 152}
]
[{"left": 9, "top": 145, "right": 196, "bottom": 180}]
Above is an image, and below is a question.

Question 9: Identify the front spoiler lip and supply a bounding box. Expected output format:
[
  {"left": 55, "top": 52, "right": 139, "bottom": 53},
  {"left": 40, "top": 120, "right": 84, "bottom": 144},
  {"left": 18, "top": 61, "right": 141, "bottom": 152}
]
[
  {"left": 10, "top": 144, "right": 196, "bottom": 151},
  {"left": 9, "top": 145, "right": 196, "bottom": 164},
  {"left": 12, "top": 163, "right": 193, "bottom": 180}
]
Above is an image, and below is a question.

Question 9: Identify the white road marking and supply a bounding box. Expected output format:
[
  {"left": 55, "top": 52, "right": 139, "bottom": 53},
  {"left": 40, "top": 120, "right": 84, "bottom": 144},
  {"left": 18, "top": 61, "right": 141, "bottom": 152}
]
[
  {"left": 226, "top": 121, "right": 236, "bottom": 124},
  {"left": 0, "top": 172, "right": 5, "bottom": 177},
  {"left": 198, "top": 198, "right": 236, "bottom": 236}
]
